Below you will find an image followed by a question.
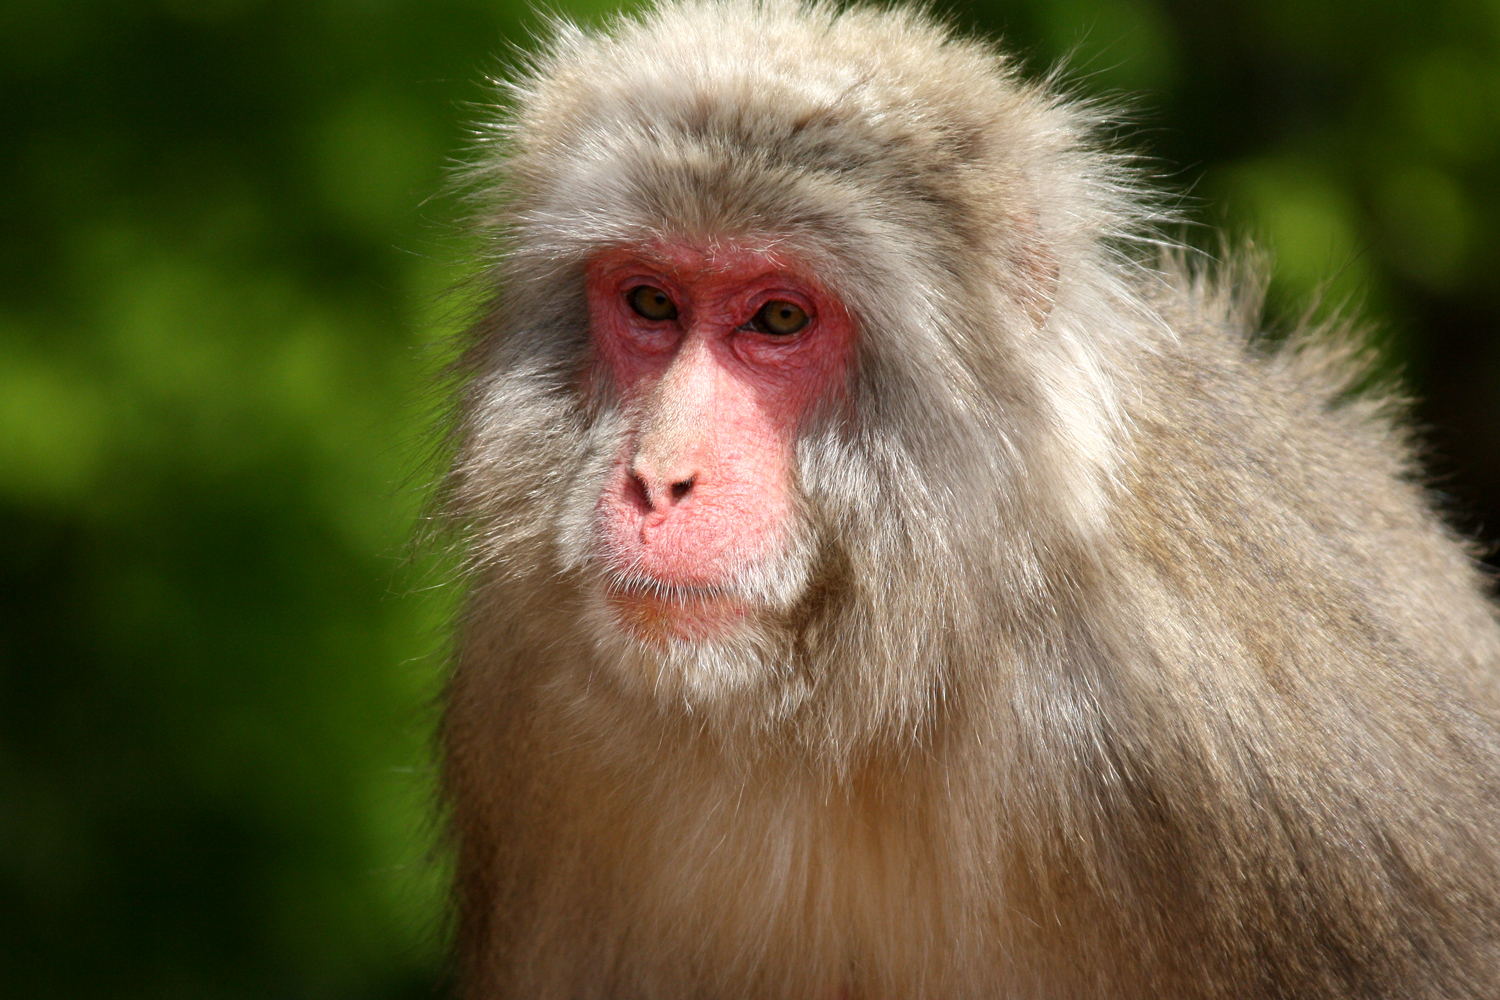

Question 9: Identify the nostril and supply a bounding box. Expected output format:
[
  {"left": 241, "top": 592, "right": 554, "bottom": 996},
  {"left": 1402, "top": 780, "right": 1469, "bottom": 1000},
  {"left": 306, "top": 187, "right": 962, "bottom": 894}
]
[
  {"left": 670, "top": 478, "right": 694, "bottom": 502},
  {"left": 626, "top": 474, "right": 654, "bottom": 512}
]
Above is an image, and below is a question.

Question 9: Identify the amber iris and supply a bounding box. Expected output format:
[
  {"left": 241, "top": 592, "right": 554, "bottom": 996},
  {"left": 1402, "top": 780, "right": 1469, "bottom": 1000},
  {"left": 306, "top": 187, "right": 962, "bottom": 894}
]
[
  {"left": 751, "top": 300, "right": 808, "bottom": 336},
  {"left": 627, "top": 285, "right": 678, "bottom": 321}
]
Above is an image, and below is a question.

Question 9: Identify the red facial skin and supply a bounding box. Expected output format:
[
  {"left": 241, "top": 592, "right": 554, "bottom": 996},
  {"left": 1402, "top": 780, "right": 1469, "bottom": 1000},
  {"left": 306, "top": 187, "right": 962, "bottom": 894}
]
[{"left": 586, "top": 242, "right": 855, "bottom": 642}]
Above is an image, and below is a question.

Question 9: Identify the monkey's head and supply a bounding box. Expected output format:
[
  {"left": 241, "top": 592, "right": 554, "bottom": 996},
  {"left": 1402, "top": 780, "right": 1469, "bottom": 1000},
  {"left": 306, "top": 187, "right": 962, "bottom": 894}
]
[{"left": 452, "top": 0, "right": 1156, "bottom": 734}]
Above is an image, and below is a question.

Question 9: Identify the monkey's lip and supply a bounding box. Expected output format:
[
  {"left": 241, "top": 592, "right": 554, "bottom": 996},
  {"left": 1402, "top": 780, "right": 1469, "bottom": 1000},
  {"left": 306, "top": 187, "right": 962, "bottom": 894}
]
[{"left": 602, "top": 578, "right": 753, "bottom": 642}]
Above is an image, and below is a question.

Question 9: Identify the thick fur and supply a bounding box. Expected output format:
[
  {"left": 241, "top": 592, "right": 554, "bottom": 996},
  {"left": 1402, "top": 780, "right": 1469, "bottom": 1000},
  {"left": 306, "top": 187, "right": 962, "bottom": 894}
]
[{"left": 442, "top": 2, "right": 1500, "bottom": 997}]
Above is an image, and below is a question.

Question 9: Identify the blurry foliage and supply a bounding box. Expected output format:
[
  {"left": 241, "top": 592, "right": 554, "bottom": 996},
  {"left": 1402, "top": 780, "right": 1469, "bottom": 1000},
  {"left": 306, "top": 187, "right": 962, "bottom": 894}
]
[{"left": 0, "top": 0, "right": 1497, "bottom": 996}]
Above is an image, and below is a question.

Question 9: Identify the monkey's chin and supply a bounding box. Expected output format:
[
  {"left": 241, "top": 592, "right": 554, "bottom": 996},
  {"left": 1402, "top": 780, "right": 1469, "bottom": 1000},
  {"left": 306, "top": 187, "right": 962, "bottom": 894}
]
[{"left": 604, "top": 586, "right": 755, "bottom": 644}]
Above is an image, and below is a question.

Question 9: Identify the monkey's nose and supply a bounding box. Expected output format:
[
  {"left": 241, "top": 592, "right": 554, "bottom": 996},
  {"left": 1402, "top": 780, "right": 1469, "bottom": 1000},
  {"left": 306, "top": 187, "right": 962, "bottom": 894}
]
[{"left": 629, "top": 472, "right": 695, "bottom": 512}]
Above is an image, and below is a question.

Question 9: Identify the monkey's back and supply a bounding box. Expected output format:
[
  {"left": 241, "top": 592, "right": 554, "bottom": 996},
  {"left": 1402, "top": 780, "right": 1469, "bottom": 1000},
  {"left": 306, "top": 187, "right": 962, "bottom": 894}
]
[{"left": 1077, "top": 264, "right": 1500, "bottom": 994}]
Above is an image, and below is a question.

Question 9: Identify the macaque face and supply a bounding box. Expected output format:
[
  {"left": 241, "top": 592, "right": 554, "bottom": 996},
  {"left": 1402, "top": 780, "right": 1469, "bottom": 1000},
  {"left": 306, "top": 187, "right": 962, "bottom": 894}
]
[{"left": 585, "top": 242, "right": 855, "bottom": 643}]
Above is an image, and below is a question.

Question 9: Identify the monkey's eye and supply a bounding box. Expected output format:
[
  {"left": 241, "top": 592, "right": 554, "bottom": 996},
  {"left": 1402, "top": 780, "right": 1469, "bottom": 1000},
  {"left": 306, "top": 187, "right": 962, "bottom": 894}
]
[
  {"left": 750, "top": 300, "right": 809, "bottom": 336},
  {"left": 627, "top": 285, "right": 678, "bottom": 321}
]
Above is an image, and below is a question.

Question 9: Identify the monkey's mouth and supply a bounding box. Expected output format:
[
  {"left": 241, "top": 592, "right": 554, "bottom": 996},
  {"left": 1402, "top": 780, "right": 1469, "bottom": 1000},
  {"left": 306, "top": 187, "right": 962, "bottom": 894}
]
[{"left": 601, "top": 576, "right": 754, "bottom": 643}]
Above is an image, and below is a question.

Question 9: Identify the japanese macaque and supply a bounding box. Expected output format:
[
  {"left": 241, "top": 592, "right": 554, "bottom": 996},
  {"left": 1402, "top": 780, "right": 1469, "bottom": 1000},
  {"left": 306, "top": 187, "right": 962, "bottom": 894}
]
[{"left": 439, "top": 1, "right": 1500, "bottom": 996}]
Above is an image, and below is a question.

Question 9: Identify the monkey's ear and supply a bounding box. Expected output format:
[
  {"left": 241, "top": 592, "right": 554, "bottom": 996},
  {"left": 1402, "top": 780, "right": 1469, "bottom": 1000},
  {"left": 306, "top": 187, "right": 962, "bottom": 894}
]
[
  {"left": 991, "top": 204, "right": 1060, "bottom": 328},
  {"left": 1013, "top": 240, "right": 1060, "bottom": 328}
]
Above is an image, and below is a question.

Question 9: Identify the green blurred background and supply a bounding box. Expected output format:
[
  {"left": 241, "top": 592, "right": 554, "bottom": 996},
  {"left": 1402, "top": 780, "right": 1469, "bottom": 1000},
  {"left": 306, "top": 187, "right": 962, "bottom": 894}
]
[{"left": 2, "top": 0, "right": 1498, "bottom": 996}]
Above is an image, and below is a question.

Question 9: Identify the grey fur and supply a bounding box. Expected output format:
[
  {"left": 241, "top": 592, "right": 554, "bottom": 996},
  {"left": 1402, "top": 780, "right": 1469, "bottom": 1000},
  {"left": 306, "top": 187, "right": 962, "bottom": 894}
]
[{"left": 442, "top": 1, "right": 1500, "bottom": 996}]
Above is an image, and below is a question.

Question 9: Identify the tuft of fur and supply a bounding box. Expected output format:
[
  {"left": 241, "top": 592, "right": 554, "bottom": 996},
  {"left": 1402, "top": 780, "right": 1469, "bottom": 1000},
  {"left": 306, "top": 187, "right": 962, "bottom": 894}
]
[{"left": 442, "top": 2, "right": 1500, "bottom": 997}]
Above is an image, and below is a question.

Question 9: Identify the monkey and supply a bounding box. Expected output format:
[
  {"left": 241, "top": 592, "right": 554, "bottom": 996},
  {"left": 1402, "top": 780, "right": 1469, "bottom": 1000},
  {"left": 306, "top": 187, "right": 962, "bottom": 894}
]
[{"left": 438, "top": 1, "right": 1500, "bottom": 997}]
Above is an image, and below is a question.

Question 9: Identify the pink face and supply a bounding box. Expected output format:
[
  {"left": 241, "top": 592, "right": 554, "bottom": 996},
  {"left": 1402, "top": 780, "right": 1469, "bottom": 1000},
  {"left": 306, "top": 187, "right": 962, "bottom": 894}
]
[{"left": 586, "top": 242, "right": 855, "bottom": 642}]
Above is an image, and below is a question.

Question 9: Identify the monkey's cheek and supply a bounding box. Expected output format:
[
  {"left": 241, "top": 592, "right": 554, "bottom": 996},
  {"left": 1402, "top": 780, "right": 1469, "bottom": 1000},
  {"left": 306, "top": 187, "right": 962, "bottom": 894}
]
[{"left": 603, "top": 587, "right": 755, "bottom": 644}]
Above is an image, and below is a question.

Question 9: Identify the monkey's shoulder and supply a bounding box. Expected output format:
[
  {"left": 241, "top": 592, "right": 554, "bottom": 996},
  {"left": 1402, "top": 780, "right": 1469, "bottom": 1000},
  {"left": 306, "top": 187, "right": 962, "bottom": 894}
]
[{"left": 1107, "top": 269, "right": 1500, "bottom": 701}]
